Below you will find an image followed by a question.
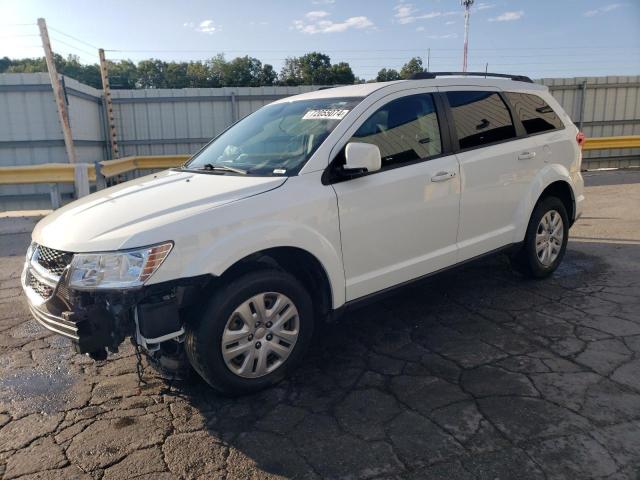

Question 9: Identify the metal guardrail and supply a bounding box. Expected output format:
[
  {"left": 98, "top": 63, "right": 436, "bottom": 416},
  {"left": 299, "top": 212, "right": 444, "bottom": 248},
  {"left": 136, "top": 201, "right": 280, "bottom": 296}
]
[
  {"left": 0, "top": 163, "right": 97, "bottom": 184},
  {"left": 99, "top": 154, "right": 190, "bottom": 178},
  {"left": 0, "top": 155, "right": 188, "bottom": 185},
  {"left": 582, "top": 135, "right": 640, "bottom": 151},
  {"left": 0, "top": 136, "right": 638, "bottom": 207}
]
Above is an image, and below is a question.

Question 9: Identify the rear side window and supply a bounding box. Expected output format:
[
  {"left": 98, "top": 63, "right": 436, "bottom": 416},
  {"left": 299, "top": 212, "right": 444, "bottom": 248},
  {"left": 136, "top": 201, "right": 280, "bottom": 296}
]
[
  {"left": 446, "top": 91, "right": 516, "bottom": 150},
  {"left": 505, "top": 92, "right": 564, "bottom": 135},
  {"left": 351, "top": 93, "right": 442, "bottom": 168}
]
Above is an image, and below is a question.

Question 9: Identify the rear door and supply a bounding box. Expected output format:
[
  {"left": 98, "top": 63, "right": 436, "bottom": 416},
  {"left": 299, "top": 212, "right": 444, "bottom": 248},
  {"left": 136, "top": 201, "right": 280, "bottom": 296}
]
[
  {"left": 503, "top": 90, "right": 570, "bottom": 175},
  {"left": 440, "top": 87, "right": 539, "bottom": 261}
]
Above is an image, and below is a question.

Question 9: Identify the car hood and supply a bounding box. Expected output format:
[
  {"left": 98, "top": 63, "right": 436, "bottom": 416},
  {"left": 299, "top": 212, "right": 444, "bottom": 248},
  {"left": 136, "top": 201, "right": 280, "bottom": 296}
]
[{"left": 32, "top": 169, "right": 287, "bottom": 252}]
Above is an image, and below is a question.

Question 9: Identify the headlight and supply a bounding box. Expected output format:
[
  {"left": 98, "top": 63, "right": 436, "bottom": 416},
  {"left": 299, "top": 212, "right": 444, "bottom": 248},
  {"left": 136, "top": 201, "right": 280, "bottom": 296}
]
[{"left": 68, "top": 242, "right": 173, "bottom": 290}]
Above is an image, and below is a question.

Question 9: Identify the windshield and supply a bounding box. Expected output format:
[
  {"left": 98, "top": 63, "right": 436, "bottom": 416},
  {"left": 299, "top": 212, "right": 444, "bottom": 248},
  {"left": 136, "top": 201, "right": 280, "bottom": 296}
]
[{"left": 183, "top": 97, "right": 363, "bottom": 176}]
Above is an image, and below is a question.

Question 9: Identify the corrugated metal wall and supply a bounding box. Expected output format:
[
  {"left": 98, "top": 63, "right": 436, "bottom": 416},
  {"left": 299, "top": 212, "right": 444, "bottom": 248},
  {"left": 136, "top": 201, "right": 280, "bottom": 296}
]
[
  {"left": 539, "top": 75, "right": 640, "bottom": 169},
  {"left": 110, "top": 85, "right": 321, "bottom": 157},
  {"left": 1, "top": 73, "right": 639, "bottom": 210},
  {"left": 0, "top": 73, "right": 106, "bottom": 209}
]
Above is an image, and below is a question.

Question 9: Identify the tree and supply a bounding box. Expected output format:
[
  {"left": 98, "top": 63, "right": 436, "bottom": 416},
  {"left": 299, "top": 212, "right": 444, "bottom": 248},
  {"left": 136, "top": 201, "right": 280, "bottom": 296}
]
[
  {"left": 281, "top": 52, "right": 334, "bottom": 85},
  {"left": 165, "top": 62, "right": 189, "bottom": 88},
  {"left": 280, "top": 52, "right": 355, "bottom": 85},
  {"left": 224, "top": 56, "right": 263, "bottom": 86},
  {"left": 400, "top": 57, "right": 423, "bottom": 79},
  {"left": 207, "top": 54, "right": 227, "bottom": 87},
  {"left": 0, "top": 56, "right": 12, "bottom": 73},
  {"left": 258, "top": 64, "right": 277, "bottom": 86},
  {"left": 280, "top": 57, "right": 302, "bottom": 85},
  {"left": 185, "top": 61, "right": 211, "bottom": 88},
  {"left": 108, "top": 60, "right": 138, "bottom": 89},
  {"left": 1, "top": 51, "right": 353, "bottom": 88},
  {"left": 298, "top": 52, "right": 333, "bottom": 84},
  {"left": 376, "top": 68, "right": 401, "bottom": 82},
  {"left": 331, "top": 62, "right": 355, "bottom": 85},
  {"left": 136, "top": 59, "right": 167, "bottom": 88}
]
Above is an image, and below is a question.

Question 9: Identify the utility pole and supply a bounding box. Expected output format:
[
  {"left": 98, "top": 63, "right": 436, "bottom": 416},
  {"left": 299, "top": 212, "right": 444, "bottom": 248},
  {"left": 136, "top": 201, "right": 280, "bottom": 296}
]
[
  {"left": 461, "top": 0, "right": 474, "bottom": 72},
  {"left": 427, "top": 48, "right": 431, "bottom": 72},
  {"left": 37, "top": 18, "right": 77, "bottom": 164},
  {"left": 98, "top": 48, "right": 120, "bottom": 159}
]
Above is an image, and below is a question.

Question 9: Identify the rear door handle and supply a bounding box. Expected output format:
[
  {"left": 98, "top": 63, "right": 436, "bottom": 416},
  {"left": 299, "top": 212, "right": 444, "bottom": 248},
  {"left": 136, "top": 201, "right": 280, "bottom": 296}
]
[
  {"left": 431, "top": 171, "right": 456, "bottom": 182},
  {"left": 518, "top": 151, "right": 536, "bottom": 160}
]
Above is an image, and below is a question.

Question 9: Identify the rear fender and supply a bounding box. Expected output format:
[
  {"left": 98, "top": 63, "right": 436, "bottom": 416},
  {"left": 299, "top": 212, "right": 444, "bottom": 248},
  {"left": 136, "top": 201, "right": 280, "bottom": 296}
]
[{"left": 512, "top": 163, "right": 575, "bottom": 242}]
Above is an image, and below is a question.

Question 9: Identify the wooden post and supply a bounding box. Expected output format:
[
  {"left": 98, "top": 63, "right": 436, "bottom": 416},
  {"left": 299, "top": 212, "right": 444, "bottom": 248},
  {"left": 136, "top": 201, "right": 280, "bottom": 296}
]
[
  {"left": 37, "top": 18, "right": 77, "bottom": 165},
  {"left": 38, "top": 18, "right": 90, "bottom": 200},
  {"left": 98, "top": 48, "right": 120, "bottom": 159},
  {"left": 49, "top": 183, "right": 61, "bottom": 209}
]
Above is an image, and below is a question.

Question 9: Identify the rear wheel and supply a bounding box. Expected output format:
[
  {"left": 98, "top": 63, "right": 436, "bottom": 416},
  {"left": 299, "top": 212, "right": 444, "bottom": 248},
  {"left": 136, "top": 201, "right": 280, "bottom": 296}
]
[
  {"left": 511, "top": 196, "right": 569, "bottom": 278},
  {"left": 185, "top": 270, "right": 314, "bottom": 396}
]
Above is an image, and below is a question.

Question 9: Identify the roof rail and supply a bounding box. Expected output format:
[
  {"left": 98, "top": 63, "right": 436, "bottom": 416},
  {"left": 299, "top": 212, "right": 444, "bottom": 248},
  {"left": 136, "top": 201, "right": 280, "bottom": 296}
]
[{"left": 409, "top": 71, "right": 534, "bottom": 83}]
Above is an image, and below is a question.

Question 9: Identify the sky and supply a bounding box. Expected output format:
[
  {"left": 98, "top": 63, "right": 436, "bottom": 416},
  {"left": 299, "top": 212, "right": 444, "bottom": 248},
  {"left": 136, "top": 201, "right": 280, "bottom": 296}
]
[{"left": 1, "top": 0, "right": 639, "bottom": 80}]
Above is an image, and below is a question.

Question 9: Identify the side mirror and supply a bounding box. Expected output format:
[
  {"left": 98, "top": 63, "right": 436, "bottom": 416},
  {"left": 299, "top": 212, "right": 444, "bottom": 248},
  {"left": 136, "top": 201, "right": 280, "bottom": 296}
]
[{"left": 344, "top": 142, "right": 382, "bottom": 174}]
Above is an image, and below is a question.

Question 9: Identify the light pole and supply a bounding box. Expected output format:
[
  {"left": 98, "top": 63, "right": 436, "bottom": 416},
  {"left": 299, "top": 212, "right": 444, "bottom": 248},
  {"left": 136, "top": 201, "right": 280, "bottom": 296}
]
[{"left": 461, "top": 0, "right": 474, "bottom": 72}]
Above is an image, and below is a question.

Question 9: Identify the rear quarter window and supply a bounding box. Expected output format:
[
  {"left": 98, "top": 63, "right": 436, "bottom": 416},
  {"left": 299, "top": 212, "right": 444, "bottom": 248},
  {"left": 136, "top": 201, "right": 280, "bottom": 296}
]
[{"left": 504, "top": 92, "right": 564, "bottom": 135}]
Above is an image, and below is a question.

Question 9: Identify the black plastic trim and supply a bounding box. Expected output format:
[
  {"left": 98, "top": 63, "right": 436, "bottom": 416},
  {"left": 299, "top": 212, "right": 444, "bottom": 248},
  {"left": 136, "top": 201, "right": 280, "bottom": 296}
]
[
  {"left": 410, "top": 72, "right": 533, "bottom": 83},
  {"left": 322, "top": 92, "right": 454, "bottom": 185}
]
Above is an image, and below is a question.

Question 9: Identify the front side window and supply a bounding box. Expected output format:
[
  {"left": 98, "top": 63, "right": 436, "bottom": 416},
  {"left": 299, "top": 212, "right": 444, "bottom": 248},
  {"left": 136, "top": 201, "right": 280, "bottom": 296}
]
[
  {"left": 446, "top": 91, "right": 516, "bottom": 149},
  {"left": 350, "top": 93, "right": 442, "bottom": 168},
  {"left": 505, "top": 92, "right": 564, "bottom": 135},
  {"left": 184, "top": 97, "right": 363, "bottom": 176}
]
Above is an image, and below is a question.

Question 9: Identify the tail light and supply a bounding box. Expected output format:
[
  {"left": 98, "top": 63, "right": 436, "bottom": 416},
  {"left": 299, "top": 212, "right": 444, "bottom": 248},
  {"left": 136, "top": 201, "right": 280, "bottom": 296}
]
[{"left": 576, "top": 131, "right": 586, "bottom": 149}]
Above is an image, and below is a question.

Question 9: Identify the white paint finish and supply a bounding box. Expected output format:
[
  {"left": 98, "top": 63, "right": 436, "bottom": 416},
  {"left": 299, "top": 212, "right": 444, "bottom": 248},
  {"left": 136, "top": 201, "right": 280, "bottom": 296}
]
[
  {"left": 32, "top": 169, "right": 287, "bottom": 252},
  {"left": 334, "top": 156, "right": 460, "bottom": 300},
  {"left": 454, "top": 136, "right": 543, "bottom": 260},
  {"left": 27, "top": 78, "right": 585, "bottom": 311}
]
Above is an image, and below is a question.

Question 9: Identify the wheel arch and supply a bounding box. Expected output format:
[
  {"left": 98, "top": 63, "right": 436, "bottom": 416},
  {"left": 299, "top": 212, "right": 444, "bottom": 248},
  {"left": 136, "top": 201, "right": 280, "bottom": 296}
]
[
  {"left": 538, "top": 180, "right": 575, "bottom": 224},
  {"left": 218, "top": 246, "right": 335, "bottom": 322},
  {"left": 513, "top": 165, "right": 578, "bottom": 242}
]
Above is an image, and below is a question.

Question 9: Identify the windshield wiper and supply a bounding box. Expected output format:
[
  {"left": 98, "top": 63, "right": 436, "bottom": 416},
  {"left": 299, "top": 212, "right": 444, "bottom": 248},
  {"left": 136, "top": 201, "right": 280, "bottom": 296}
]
[{"left": 201, "top": 163, "right": 247, "bottom": 175}]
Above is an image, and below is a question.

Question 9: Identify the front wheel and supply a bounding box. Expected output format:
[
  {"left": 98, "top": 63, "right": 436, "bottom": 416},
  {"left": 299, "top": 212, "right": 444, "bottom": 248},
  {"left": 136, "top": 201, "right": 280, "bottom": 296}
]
[
  {"left": 511, "top": 196, "right": 569, "bottom": 279},
  {"left": 185, "top": 270, "right": 314, "bottom": 396}
]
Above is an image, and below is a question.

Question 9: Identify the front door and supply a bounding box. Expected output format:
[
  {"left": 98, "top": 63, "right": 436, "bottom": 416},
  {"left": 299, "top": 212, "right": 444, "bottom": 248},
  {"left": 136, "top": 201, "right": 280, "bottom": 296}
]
[{"left": 331, "top": 92, "right": 460, "bottom": 301}]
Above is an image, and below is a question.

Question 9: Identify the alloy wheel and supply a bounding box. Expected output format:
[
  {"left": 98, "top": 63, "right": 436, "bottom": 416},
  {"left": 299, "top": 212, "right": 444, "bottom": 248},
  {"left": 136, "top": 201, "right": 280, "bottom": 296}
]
[
  {"left": 220, "top": 292, "right": 300, "bottom": 378},
  {"left": 535, "top": 210, "right": 564, "bottom": 267}
]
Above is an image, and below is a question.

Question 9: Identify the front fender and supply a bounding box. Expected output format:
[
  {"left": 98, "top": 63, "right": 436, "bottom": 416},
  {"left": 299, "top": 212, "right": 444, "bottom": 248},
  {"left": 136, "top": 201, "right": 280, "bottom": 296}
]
[
  {"left": 180, "top": 221, "right": 346, "bottom": 307},
  {"left": 512, "top": 163, "right": 576, "bottom": 242}
]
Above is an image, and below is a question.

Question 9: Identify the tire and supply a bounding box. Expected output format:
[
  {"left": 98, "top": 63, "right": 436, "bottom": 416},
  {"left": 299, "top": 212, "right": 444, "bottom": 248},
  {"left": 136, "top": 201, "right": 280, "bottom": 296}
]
[
  {"left": 511, "top": 196, "right": 569, "bottom": 279},
  {"left": 185, "top": 269, "right": 314, "bottom": 396}
]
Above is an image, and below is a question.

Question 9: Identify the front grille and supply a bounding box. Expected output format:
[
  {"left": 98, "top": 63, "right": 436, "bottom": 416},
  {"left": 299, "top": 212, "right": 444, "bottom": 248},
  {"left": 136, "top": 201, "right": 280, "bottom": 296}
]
[
  {"left": 56, "top": 282, "right": 71, "bottom": 302},
  {"left": 27, "top": 271, "right": 54, "bottom": 299},
  {"left": 34, "top": 245, "right": 73, "bottom": 276}
]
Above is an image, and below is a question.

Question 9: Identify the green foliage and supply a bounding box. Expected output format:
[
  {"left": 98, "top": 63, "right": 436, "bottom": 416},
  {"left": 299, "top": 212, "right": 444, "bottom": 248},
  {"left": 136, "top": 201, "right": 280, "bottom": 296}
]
[
  {"left": 376, "top": 68, "right": 402, "bottom": 82},
  {"left": 280, "top": 52, "right": 355, "bottom": 86},
  {"left": 400, "top": 57, "right": 424, "bottom": 79},
  {"left": 0, "top": 52, "right": 434, "bottom": 88},
  {"left": 0, "top": 53, "right": 281, "bottom": 89}
]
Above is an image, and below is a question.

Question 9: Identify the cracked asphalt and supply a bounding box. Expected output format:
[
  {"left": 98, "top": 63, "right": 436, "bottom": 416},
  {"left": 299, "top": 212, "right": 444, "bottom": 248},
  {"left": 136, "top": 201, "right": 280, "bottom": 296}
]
[{"left": 0, "top": 170, "right": 639, "bottom": 480}]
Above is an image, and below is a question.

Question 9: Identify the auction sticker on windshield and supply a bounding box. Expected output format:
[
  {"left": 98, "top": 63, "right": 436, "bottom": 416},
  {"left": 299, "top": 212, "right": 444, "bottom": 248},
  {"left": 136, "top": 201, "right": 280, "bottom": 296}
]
[{"left": 302, "top": 109, "right": 350, "bottom": 120}]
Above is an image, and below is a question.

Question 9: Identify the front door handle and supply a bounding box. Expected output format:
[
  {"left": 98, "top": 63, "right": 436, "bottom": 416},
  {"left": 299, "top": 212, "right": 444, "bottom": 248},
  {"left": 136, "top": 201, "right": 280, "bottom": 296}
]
[
  {"left": 518, "top": 151, "right": 536, "bottom": 160},
  {"left": 431, "top": 171, "right": 457, "bottom": 182}
]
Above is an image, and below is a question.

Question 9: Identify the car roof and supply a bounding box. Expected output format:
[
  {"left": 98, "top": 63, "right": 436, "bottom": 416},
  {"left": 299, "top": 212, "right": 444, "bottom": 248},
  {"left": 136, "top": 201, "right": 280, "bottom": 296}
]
[{"left": 272, "top": 77, "right": 548, "bottom": 104}]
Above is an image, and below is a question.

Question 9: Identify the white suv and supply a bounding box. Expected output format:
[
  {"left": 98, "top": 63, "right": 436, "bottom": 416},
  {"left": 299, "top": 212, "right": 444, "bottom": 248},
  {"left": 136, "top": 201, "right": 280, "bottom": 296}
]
[{"left": 22, "top": 73, "right": 584, "bottom": 395}]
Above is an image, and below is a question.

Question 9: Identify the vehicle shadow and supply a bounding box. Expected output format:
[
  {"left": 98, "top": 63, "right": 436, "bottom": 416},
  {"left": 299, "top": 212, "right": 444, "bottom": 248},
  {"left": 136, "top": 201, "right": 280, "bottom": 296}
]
[{"left": 168, "top": 241, "right": 639, "bottom": 478}]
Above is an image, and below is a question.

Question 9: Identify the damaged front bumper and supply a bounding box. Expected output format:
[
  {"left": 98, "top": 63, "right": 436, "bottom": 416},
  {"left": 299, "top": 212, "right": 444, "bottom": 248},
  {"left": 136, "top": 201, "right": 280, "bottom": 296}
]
[{"left": 21, "top": 244, "right": 208, "bottom": 360}]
